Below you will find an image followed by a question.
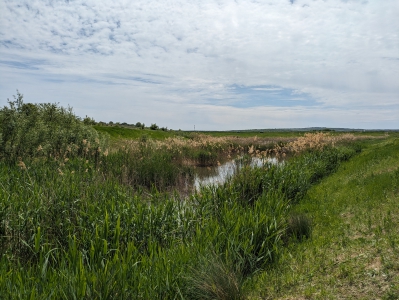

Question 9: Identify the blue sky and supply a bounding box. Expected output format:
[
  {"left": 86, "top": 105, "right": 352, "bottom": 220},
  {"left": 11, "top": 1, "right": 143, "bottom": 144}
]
[{"left": 0, "top": 0, "right": 398, "bottom": 130}]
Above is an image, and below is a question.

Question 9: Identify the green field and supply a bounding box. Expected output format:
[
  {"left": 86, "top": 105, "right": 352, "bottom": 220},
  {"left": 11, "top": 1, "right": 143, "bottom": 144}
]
[
  {"left": 1, "top": 98, "right": 398, "bottom": 299},
  {"left": 93, "top": 125, "right": 176, "bottom": 140}
]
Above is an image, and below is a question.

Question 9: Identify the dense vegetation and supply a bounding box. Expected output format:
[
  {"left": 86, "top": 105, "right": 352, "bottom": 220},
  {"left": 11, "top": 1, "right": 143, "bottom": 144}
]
[
  {"left": 256, "top": 137, "right": 399, "bottom": 299},
  {"left": 1, "top": 94, "right": 396, "bottom": 299},
  {"left": 0, "top": 91, "right": 106, "bottom": 162}
]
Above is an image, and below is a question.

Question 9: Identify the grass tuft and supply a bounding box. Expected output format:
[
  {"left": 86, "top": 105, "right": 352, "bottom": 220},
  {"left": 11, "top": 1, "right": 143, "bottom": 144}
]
[{"left": 184, "top": 252, "right": 246, "bottom": 300}]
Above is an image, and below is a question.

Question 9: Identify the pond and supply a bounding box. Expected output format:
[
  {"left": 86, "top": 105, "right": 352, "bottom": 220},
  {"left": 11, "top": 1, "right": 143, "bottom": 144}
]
[{"left": 193, "top": 156, "right": 280, "bottom": 190}]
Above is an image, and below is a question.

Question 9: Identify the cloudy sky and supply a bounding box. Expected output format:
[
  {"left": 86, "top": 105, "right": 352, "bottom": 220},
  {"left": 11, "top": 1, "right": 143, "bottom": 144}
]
[{"left": 1, "top": 0, "right": 398, "bottom": 130}]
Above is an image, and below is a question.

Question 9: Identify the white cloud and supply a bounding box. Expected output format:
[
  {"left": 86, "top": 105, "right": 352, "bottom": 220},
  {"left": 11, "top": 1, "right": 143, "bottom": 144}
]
[{"left": 0, "top": 0, "right": 398, "bottom": 129}]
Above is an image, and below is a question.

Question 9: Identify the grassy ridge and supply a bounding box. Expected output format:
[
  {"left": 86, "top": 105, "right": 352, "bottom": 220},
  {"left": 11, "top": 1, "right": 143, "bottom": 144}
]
[
  {"left": 187, "top": 130, "right": 390, "bottom": 139},
  {"left": 93, "top": 125, "right": 391, "bottom": 141},
  {"left": 93, "top": 125, "right": 175, "bottom": 140},
  {"left": 255, "top": 136, "right": 399, "bottom": 299}
]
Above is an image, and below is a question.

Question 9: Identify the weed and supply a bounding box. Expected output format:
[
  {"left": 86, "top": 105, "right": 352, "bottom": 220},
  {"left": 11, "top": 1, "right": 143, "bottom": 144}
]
[
  {"left": 184, "top": 252, "right": 246, "bottom": 300},
  {"left": 286, "top": 212, "right": 312, "bottom": 241}
]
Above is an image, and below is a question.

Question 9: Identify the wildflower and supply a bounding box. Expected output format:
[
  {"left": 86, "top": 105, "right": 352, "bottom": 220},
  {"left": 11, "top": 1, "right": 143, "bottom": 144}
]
[
  {"left": 58, "top": 168, "right": 64, "bottom": 176},
  {"left": 37, "top": 145, "right": 43, "bottom": 152}
]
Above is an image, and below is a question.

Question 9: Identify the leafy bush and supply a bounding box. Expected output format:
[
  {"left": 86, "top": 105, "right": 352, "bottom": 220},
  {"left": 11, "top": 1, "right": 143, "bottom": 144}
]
[{"left": 0, "top": 91, "right": 107, "bottom": 162}]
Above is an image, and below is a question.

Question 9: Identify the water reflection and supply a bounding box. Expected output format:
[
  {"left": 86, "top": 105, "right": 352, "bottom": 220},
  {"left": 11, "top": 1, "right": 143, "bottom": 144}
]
[{"left": 194, "top": 156, "right": 280, "bottom": 190}]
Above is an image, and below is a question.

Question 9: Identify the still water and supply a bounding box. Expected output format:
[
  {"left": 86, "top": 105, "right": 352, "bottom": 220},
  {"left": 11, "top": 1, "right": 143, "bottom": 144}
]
[{"left": 193, "top": 156, "right": 280, "bottom": 190}]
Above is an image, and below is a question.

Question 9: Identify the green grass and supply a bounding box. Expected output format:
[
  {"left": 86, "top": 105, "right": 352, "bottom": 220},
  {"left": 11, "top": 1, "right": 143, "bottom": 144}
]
[
  {"left": 2, "top": 96, "right": 395, "bottom": 299},
  {"left": 190, "top": 130, "right": 395, "bottom": 139},
  {"left": 193, "top": 131, "right": 305, "bottom": 138},
  {"left": 254, "top": 137, "right": 399, "bottom": 299},
  {"left": 93, "top": 125, "right": 176, "bottom": 140},
  {"left": 0, "top": 141, "right": 358, "bottom": 298}
]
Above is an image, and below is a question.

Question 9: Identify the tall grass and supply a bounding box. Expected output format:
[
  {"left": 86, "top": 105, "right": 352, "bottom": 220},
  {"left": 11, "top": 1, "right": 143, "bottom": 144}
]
[
  {"left": 255, "top": 136, "right": 399, "bottom": 299},
  {"left": 0, "top": 146, "right": 358, "bottom": 298},
  {"left": 0, "top": 96, "right": 362, "bottom": 299}
]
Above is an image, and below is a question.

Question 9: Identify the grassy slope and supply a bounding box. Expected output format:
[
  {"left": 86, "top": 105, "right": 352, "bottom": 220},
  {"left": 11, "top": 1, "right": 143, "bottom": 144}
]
[
  {"left": 254, "top": 136, "right": 399, "bottom": 299},
  {"left": 93, "top": 125, "right": 175, "bottom": 139},
  {"left": 194, "top": 131, "right": 305, "bottom": 138}
]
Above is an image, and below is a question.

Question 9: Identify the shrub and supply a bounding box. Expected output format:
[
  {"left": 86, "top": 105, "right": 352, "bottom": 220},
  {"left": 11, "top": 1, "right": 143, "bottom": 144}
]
[{"left": 0, "top": 91, "right": 107, "bottom": 162}]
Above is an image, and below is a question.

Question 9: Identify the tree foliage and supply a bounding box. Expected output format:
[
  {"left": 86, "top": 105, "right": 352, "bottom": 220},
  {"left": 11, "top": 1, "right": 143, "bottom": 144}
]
[{"left": 150, "top": 123, "right": 159, "bottom": 130}]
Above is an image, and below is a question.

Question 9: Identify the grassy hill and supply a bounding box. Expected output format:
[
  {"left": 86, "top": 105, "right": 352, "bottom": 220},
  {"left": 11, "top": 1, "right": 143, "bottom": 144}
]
[{"left": 93, "top": 125, "right": 175, "bottom": 140}]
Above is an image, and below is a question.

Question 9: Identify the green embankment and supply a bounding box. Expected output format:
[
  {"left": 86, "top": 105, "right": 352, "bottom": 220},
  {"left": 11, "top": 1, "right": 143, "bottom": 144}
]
[
  {"left": 93, "top": 125, "right": 391, "bottom": 141},
  {"left": 93, "top": 125, "right": 175, "bottom": 140},
  {"left": 255, "top": 136, "right": 399, "bottom": 299}
]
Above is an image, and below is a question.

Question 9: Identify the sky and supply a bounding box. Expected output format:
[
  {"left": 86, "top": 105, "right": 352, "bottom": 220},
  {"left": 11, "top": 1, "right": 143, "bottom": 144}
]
[{"left": 0, "top": 0, "right": 398, "bottom": 130}]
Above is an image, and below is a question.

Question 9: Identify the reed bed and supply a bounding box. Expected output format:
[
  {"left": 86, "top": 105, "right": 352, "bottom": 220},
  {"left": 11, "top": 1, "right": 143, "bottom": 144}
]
[{"left": 0, "top": 145, "right": 359, "bottom": 299}]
